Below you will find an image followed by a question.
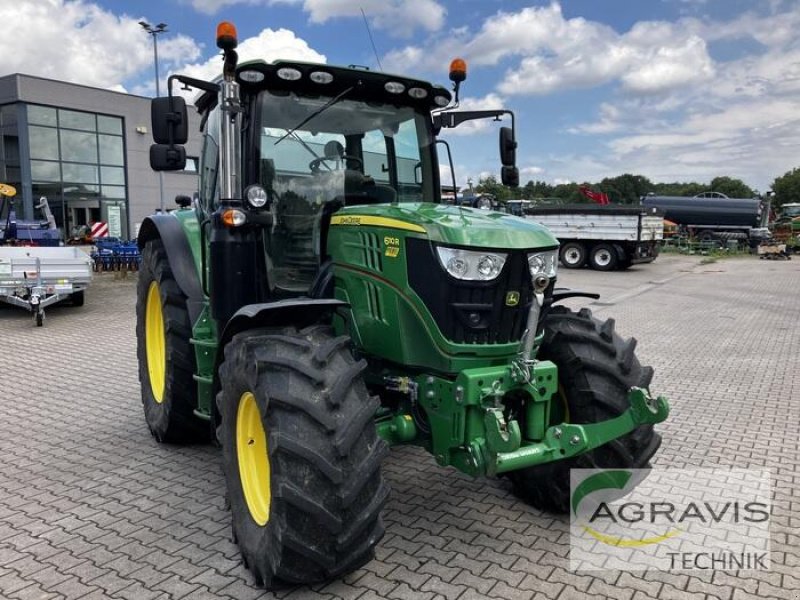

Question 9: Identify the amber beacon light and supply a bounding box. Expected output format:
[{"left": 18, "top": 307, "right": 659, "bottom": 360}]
[
  {"left": 449, "top": 58, "right": 467, "bottom": 83},
  {"left": 216, "top": 21, "right": 238, "bottom": 49}
]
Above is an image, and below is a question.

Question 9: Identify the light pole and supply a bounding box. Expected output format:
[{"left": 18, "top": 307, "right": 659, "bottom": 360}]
[
  {"left": 139, "top": 21, "right": 167, "bottom": 96},
  {"left": 139, "top": 21, "right": 168, "bottom": 211}
]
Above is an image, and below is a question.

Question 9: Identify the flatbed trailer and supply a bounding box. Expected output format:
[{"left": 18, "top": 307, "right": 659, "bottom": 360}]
[
  {"left": 507, "top": 202, "right": 664, "bottom": 270},
  {"left": 0, "top": 246, "right": 92, "bottom": 326}
]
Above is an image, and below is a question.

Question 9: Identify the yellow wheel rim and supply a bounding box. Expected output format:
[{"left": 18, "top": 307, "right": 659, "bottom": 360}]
[
  {"left": 236, "top": 392, "right": 271, "bottom": 526},
  {"left": 145, "top": 281, "right": 166, "bottom": 403}
]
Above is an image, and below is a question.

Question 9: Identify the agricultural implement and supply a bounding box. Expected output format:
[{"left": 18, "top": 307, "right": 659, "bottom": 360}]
[
  {"left": 136, "top": 22, "right": 669, "bottom": 587},
  {"left": 0, "top": 184, "right": 91, "bottom": 325}
]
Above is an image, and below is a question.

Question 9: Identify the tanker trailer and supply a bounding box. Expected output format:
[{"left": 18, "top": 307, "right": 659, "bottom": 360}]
[{"left": 641, "top": 191, "right": 770, "bottom": 246}]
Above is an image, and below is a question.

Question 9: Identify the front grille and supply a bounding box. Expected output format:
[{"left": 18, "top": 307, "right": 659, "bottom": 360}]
[{"left": 407, "top": 239, "right": 539, "bottom": 344}]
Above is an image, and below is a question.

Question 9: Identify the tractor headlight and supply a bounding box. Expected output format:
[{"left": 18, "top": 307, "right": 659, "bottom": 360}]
[
  {"left": 436, "top": 246, "right": 507, "bottom": 281},
  {"left": 527, "top": 250, "right": 558, "bottom": 279},
  {"left": 245, "top": 185, "right": 268, "bottom": 208}
]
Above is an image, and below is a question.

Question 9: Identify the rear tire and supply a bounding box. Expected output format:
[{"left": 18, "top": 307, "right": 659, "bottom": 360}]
[
  {"left": 560, "top": 242, "right": 586, "bottom": 269},
  {"left": 589, "top": 243, "right": 618, "bottom": 271},
  {"left": 71, "top": 290, "right": 85, "bottom": 307},
  {"left": 217, "top": 325, "right": 389, "bottom": 588},
  {"left": 508, "top": 306, "right": 661, "bottom": 513},
  {"left": 136, "top": 238, "right": 206, "bottom": 443}
]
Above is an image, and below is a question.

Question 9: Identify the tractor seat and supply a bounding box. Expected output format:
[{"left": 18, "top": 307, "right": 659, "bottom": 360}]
[{"left": 344, "top": 171, "right": 396, "bottom": 205}]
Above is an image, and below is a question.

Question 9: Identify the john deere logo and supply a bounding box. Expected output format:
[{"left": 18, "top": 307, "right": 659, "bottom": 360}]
[{"left": 505, "top": 291, "right": 520, "bottom": 306}]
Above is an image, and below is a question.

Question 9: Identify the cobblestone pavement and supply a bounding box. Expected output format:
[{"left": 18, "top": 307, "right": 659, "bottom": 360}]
[{"left": 0, "top": 254, "right": 798, "bottom": 600}]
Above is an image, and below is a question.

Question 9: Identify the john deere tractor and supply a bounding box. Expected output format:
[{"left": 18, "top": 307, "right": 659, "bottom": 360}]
[{"left": 136, "top": 22, "right": 669, "bottom": 587}]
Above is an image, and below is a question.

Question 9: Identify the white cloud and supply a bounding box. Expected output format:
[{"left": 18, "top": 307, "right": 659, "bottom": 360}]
[
  {"left": 562, "top": 5, "right": 800, "bottom": 190},
  {"left": 0, "top": 0, "right": 200, "bottom": 91},
  {"left": 302, "top": 0, "right": 445, "bottom": 37},
  {"left": 187, "top": 0, "right": 445, "bottom": 37},
  {"left": 520, "top": 166, "right": 545, "bottom": 177},
  {"left": 385, "top": 3, "right": 714, "bottom": 95}
]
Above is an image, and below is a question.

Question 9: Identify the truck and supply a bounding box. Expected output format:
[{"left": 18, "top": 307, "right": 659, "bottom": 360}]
[
  {"left": 506, "top": 200, "right": 663, "bottom": 270},
  {"left": 641, "top": 191, "right": 771, "bottom": 246},
  {"left": 135, "top": 22, "right": 669, "bottom": 588}
]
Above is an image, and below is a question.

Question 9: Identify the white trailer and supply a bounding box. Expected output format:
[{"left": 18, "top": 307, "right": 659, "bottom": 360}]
[
  {"left": 0, "top": 246, "right": 93, "bottom": 326},
  {"left": 506, "top": 202, "right": 664, "bottom": 271}
]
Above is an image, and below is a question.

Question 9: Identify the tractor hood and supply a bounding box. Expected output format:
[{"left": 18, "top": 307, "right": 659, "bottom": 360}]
[{"left": 334, "top": 203, "right": 558, "bottom": 249}]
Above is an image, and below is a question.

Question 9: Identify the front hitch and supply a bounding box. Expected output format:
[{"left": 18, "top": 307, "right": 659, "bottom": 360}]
[{"left": 487, "top": 387, "right": 669, "bottom": 475}]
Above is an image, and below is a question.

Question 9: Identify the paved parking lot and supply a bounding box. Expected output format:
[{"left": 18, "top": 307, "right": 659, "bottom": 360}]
[{"left": 0, "top": 254, "right": 798, "bottom": 600}]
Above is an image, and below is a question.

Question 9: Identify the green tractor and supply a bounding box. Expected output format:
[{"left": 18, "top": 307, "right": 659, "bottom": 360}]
[{"left": 136, "top": 22, "right": 669, "bottom": 588}]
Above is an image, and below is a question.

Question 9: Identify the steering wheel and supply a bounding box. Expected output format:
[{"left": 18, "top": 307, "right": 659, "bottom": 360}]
[
  {"left": 309, "top": 155, "right": 364, "bottom": 173},
  {"left": 309, "top": 140, "right": 363, "bottom": 173}
]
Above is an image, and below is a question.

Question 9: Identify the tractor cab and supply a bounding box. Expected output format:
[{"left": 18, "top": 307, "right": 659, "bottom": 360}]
[{"left": 239, "top": 66, "right": 446, "bottom": 292}]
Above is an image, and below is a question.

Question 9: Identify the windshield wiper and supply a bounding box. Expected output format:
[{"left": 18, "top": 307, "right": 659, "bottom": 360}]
[{"left": 274, "top": 86, "right": 354, "bottom": 146}]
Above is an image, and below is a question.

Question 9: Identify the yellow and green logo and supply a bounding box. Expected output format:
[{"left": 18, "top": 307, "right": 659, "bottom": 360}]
[
  {"left": 572, "top": 470, "right": 681, "bottom": 547},
  {"left": 505, "top": 291, "right": 520, "bottom": 306}
]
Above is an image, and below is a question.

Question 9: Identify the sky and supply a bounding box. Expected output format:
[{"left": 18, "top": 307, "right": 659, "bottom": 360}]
[{"left": 1, "top": 0, "right": 800, "bottom": 194}]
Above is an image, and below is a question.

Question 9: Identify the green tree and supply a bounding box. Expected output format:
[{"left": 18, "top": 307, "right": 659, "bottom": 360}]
[
  {"left": 771, "top": 167, "right": 800, "bottom": 209},
  {"left": 709, "top": 176, "right": 754, "bottom": 198},
  {"left": 651, "top": 182, "right": 707, "bottom": 197},
  {"left": 474, "top": 175, "right": 513, "bottom": 201},
  {"left": 552, "top": 182, "right": 582, "bottom": 203},
  {"left": 522, "top": 179, "right": 554, "bottom": 200},
  {"left": 598, "top": 173, "right": 653, "bottom": 204}
]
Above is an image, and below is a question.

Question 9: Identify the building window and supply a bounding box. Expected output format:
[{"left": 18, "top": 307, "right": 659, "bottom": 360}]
[
  {"left": 97, "top": 115, "right": 122, "bottom": 135},
  {"left": 30, "top": 160, "right": 61, "bottom": 181},
  {"left": 60, "top": 129, "right": 98, "bottom": 163},
  {"left": 59, "top": 109, "right": 96, "bottom": 132},
  {"left": 28, "top": 105, "right": 57, "bottom": 127},
  {"left": 98, "top": 134, "right": 124, "bottom": 165},
  {"left": 101, "top": 166, "right": 125, "bottom": 185},
  {"left": 25, "top": 104, "right": 127, "bottom": 237},
  {"left": 28, "top": 126, "right": 59, "bottom": 160}
]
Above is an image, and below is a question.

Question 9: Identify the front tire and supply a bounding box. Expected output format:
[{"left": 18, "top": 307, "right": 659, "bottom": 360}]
[
  {"left": 508, "top": 306, "right": 661, "bottom": 513},
  {"left": 136, "top": 239, "right": 205, "bottom": 443},
  {"left": 217, "top": 325, "right": 389, "bottom": 588}
]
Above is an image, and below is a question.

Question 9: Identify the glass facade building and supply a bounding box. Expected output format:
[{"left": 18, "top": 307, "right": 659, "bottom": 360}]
[
  {"left": 27, "top": 105, "right": 127, "bottom": 236},
  {"left": 0, "top": 74, "right": 201, "bottom": 241}
]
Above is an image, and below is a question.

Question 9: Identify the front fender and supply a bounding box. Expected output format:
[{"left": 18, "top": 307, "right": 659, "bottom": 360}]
[
  {"left": 212, "top": 299, "right": 350, "bottom": 412},
  {"left": 138, "top": 213, "right": 204, "bottom": 323}
]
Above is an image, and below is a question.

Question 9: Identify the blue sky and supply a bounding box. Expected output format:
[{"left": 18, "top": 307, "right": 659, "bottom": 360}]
[{"left": 2, "top": 0, "right": 800, "bottom": 193}]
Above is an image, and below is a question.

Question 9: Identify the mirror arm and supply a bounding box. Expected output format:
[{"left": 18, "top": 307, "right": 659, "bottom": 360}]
[{"left": 436, "top": 139, "right": 457, "bottom": 203}]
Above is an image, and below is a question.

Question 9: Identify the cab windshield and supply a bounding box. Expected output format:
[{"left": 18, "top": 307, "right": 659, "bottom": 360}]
[
  {"left": 255, "top": 90, "right": 437, "bottom": 292},
  {"left": 257, "top": 90, "right": 436, "bottom": 203}
]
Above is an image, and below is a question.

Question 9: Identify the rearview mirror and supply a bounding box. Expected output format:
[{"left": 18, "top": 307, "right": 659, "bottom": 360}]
[
  {"left": 152, "top": 96, "right": 188, "bottom": 145},
  {"left": 150, "top": 144, "right": 186, "bottom": 171},
  {"left": 501, "top": 165, "right": 519, "bottom": 188},
  {"left": 499, "top": 126, "right": 516, "bottom": 167}
]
